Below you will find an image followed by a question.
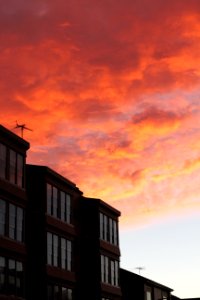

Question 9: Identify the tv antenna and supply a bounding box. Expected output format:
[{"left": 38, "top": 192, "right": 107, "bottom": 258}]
[
  {"left": 14, "top": 121, "right": 33, "bottom": 138},
  {"left": 135, "top": 266, "right": 145, "bottom": 275}
]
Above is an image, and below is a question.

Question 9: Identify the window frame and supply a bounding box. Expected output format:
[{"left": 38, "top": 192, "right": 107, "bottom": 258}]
[
  {"left": 0, "top": 199, "right": 24, "bottom": 243},
  {"left": 99, "top": 212, "right": 119, "bottom": 246},
  {"left": 0, "top": 256, "right": 24, "bottom": 297},
  {"left": 46, "top": 184, "right": 72, "bottom": 224},
  {"left": 0, "top": 143, "right": 25, "bottom": 188},
  {"left": 100, "top": 254, "right": 119, "bottom": 287},
  {"left": 47, "top": 232, "right": 72, "bottom": 271}
]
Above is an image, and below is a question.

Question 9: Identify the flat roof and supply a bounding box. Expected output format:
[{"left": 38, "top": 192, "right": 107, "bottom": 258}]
[
  {"left": 0, "top": 124, "right": 30, "bottom": 150},
  {"left": 83, "top": 196, "right": 121, "bottom": 216},
  {"left": 26, "top": 164, "right": 83, "bottom": 193}
]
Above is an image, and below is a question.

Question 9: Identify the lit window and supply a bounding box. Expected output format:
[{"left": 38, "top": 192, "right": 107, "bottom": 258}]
[{"left": 146, "top": 291, "right": 152, "bottom": 300}]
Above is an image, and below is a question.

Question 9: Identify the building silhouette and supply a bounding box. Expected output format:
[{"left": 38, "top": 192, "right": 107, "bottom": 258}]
[
  {"left": 0, "top": 125, "right": 29, "bottom": 299},
  {"left": 0, "top": 124, "right": 191, "bottom": 300},
  {"left": 120, "top": 268, "right": 172, "bottom": 300}
]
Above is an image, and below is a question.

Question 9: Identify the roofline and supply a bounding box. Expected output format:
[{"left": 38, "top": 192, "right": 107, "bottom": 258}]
[
  {"left": 83, "top": 196, "right": 121, "bottom": 216},
  {"left": 0, "top": 124, "right": 30, "bottom": 149},
  {"left": 120, "top": 268, "right": 173, "bottom": 292},
  {"left": 26, "top": 164, "right": 83, "bottom": 193}
]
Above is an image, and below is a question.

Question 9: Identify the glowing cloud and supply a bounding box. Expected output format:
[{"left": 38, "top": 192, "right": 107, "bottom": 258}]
[{"left": 1, "top": 0, "right": 200, "bottom": 227}]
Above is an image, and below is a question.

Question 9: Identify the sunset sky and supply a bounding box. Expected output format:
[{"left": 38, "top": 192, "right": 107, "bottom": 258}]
[{"left": 1, "top": 0, "right": 200, "bottom": 297}]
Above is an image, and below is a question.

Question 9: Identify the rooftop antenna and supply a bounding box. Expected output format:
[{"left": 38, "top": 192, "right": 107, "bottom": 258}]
[
  {"left": 14, "top": 121, "right": 33, "bottom": 138},
  {"left": 135, "top": 266, "right": 145, "bottom": 275}
]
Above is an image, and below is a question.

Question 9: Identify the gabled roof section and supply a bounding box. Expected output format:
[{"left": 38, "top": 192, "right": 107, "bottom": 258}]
[{"left": 120, "top": 268, "right": 173, "bottom": 292}]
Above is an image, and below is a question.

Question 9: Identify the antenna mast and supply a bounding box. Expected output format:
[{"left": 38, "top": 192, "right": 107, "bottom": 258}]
[{"left": 14, "top": 121, "right": 33, "bottom": 138}]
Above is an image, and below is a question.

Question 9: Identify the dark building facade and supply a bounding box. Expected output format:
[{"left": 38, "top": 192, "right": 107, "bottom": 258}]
[
  {"left": 0, "top": 125, "right": 30, "bottom": 300},
  {"left": 120, "top": 268, "right": 173, "bottom": 300},
  {"left": 77, "top": 197, "right": 122, "bottom": 300},
  {"left": 25, "top": 165, "right": 83, "bottom": 300}
]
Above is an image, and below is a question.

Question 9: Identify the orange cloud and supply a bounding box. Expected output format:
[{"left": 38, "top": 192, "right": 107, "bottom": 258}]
[{"left": 1, "top": 0, "right": 200, "bottom": 228}]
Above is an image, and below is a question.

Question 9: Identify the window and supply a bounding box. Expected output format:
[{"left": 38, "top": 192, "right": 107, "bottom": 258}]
[
  {"left": 0, "top": 200, "right": 24, "bottom": 242},
  {"left": 101, "top": 255, "right": 119, "bottom": 286},
  {"left": 47, "top": 183, "right": 52, "bottom": 215},
  {"left": 0, "top": 143, "right": 25, "bottom": 187},
  {"left": 53, "top": 235, "right": 58, "bottom": 267},
  {"left": 52, "top": 187, "right": 58, "bottom": 218},
  {"left": 146, "top": 291, "right": 152, "bottom": 300},
  {"left": 0, "top": 199, "right": 6, "bottom": 235},
  {"left": 0, "top": 256, "right": 24, "bottom": 297},
  {"left": 0, "top": 256, "right": 6, "bottom": 293},
  {"left": 146, "top": 287, "right": 152, "bottom": 300},
  {"left": 99, "top": 213, "right": 118, "bottom": 246},
  {"left": 9, "top": 204, "right": 16, "bottom": 239},
  {"left": 0, "top": 143, "right": 6, "bottom": 179},
  {"left": 47, "top": 284, "right": 73, "bottom": 300},
  {"left": 47, "top": 232, "right": 72, "bottom": 271},
  {"left": 9, "top": 150, "right": 17, "bottom": 184},
  {"left": 47, "top": 232, "right": 53, "bottom": 265},
  {"left": 9, "top": 204, "right": 24, "bottom": 242},
  {"left": 46, "top": 184, "right": 71, "bottom": 224},
  {"left": 16, "top": 154, "right": 24, "bottom": 187}
]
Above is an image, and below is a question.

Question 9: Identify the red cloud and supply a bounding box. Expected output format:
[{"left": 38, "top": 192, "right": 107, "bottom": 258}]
[{"left": 1, "top": 0, "right": 200, "bottom": 227}]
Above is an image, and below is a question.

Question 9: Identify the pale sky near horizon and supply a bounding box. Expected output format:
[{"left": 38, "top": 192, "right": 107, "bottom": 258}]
[
  {"left": 120, "top": 211, "right": 200, "bottom": 298},
  {"left": 1, "top": 0, "right": 200, "bottom": 298}
]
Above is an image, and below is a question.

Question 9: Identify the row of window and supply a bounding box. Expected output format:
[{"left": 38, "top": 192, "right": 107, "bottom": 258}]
[
  {"left": 101, "top": 255, "right": 119, "bottom": 287},
  {"left": 47, "top": 232, "right": 72, "bottom": 271},
  {"left": 0, "top": 143, "right": 24, "bottom": 188},
  {"left": 47, "top": 284, "right": 72, "bottom": 300},
  {"left": 100, "top": 213, "right": 118, "bottom": 246},
  {"left": 0, "top": 256, "right": 24, "bottom": 297},
  {"left": 145, "top": 286, "right": 168, "bottom": 300},
  {"left": 47, "top": 184, "right": 71, "bottom": 224},
  {"left": 0, "top": 199, "right": 24, "bottom": 242}
]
